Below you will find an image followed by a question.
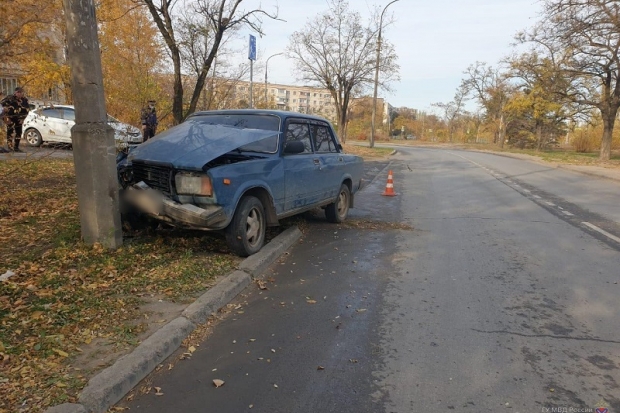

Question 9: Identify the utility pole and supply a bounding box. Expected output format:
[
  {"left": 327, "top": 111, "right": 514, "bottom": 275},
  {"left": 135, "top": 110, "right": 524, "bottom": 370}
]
[
  {"left": 370, "top": 0, "right": 400, "bottom": 148},
  {"left": 265, "top": 53, "right": 283, "bottom": 108},
  {"left": 63, "top": 0, "right": 122, "bottom": 248}
]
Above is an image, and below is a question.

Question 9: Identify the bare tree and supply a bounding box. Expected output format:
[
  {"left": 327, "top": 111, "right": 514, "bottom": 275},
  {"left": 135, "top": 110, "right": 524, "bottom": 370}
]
[
  {"left": 140, "top": 0, "right": 278, "bottom": 124},
  {"left": 432, "top": 84, "right": 469, "bottom": 142},
  {"left": 518, "top": 0, "right": 620, "bottom": 160},
  {"left": 287, "top": 0, "right": 399, "bottom": 141},
  {"left": 462, "top": 62, "right": 514, "bottom": 148}
]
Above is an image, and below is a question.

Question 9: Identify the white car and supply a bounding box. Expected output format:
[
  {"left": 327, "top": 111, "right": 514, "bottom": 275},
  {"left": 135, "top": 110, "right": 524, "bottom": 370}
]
[{"left": 22, "top": 105, "right": 143, "bottom": 147}]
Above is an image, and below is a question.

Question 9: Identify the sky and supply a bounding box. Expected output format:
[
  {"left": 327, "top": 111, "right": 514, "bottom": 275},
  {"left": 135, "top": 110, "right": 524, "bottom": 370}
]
[{"left": 233, "top": 0, "right": 543, "bottom": 113}]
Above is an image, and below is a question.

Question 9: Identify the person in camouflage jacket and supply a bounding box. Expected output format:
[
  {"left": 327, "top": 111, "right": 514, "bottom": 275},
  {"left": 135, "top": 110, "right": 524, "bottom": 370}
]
[{"left": 1, "top": 87, "right": 30, "bottom": 152}]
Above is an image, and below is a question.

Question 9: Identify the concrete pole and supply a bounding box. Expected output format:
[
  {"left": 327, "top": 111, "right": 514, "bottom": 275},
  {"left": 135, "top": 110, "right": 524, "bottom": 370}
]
[
  {"left": 265, "top": 53, "right": 283, "bottom": 108},
  {"left": 63, "top": 0, "right": 122, "bottom": 249},
  {"left": 370, "top": 0, "right": 399, "bottom": 148}
]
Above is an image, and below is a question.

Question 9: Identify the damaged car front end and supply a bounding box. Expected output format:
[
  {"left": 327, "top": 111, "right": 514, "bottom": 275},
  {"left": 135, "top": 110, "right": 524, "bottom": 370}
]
[{"left": 118, "top": 110, "right": 363, "bottom": 256}]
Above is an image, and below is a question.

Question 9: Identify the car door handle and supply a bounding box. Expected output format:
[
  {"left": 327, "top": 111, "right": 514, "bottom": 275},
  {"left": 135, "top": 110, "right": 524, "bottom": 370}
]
[{"left": 313, "top": 158, "right": 322, "bottom": 170}]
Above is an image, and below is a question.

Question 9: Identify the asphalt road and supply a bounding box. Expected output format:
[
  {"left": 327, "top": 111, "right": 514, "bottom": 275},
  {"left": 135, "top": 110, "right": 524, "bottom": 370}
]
[{"left": 119, "top": 148, "right": 620, "bottom": 413}]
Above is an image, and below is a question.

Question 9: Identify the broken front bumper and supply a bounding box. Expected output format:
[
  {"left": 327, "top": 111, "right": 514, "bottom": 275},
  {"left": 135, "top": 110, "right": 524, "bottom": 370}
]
[{"left": 123, "top": 183, "right": 227, "bottom": 229}]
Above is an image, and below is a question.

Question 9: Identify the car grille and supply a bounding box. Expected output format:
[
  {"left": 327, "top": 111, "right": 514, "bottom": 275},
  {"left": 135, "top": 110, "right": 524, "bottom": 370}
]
[{"left": 132, "top": 162, "right": 173, "bottom": 194}]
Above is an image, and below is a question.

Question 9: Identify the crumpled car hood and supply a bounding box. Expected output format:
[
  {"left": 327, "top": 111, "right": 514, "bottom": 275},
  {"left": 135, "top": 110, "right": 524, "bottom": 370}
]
[
  {"left": 128, "top": 122, "right": 278, "bottom": 170},
  {"left": 110, "top": 122, "right": 141, "bottom": 136}
]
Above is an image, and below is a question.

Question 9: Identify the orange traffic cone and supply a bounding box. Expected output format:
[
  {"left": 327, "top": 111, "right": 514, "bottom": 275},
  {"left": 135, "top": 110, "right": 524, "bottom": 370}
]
[{"left": 382, "top": 170, "right": 397, "bottom": 196}]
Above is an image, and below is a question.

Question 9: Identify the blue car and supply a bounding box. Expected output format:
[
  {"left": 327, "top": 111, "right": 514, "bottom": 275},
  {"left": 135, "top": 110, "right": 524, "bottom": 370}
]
[{"left": 118, "top": 109, "right": 364, "bottom": 256}]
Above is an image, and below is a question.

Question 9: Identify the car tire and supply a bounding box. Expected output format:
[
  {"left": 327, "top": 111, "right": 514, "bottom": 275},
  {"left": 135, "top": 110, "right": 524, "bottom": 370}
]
[
  {"left": 225, "top": 195, "right": 266, "bottom": 257},
  {"left": 24, "top": 128, "right": 43, "bottom": 147},
  {"left": 325, "top": 183, "right": 350, "bottom": 223}
]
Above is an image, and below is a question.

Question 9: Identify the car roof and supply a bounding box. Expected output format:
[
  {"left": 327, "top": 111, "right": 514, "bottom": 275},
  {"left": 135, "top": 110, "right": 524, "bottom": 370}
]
[
  {"left": 37, "top": 104, "right": 74, "bottom": 110},
  {"left": 190, "top": 109, "right": 332, "bottom": 124}
]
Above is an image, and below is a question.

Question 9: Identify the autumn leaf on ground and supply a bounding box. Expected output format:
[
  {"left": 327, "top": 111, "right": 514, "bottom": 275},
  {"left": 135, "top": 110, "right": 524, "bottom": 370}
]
[
  {"left": 154, "top": 386, "right": 164, "bottom": 396},
  {"left": 213, "top": 379, "right": 225, "bottom": 388},
  {"left": 256, "top": 280, "right": 268, "bottom": 290},
  {"left": 52, "top": 348, "right": 69, "bottom": 357},
  {"left": 306, "top": 300, "right": 317, "bottom": 304}
]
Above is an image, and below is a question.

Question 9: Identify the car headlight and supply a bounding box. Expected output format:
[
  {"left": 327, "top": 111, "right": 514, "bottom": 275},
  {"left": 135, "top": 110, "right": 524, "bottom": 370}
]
[{"left": 175, "top": 172, "right": 213, "bottom": 196}]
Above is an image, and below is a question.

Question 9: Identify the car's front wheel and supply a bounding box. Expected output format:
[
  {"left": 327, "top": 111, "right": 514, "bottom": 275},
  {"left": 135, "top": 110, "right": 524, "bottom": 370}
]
[
  {"left": 24, "top": 128, "right": 43, "bottom": 147},
  {"left": 325, "top": 183, "right": 350, "bottom": 223},
  {"left": 225, "top": 195, "right": 266, "bottom": 257}
]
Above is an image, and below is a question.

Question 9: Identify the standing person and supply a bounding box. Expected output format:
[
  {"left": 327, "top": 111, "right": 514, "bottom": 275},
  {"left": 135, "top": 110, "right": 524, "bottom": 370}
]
[
  {"left": 140, "top": 100, "right": 158, "bottom": 142},
  {"left": 0, "top": 87, "right": 30, "bottom": 152}
]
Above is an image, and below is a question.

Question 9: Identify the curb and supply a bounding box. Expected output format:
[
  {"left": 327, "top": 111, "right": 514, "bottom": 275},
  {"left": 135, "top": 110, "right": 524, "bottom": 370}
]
[
  {"left": 44, "top": 226, "right": 302, "bottom": 413},
  {"left": 557, "top": 164, "right": 620, "bottom": 182}
]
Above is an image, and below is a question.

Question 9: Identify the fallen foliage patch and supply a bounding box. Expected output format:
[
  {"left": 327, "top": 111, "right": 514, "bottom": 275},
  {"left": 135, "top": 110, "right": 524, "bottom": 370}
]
[{"left": 0, "top": 158, "right": 242, "bottom": 413}]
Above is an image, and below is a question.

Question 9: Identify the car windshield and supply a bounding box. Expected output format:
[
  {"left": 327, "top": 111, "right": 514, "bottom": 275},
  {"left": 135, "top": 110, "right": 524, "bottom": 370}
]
[{"left": 192, "top": 114, "right": 280, "bottom": 153}]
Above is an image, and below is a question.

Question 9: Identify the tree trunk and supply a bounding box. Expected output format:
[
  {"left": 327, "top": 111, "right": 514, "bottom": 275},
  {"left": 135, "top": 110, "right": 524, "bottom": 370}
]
[
  {"left": 498, "top": 112, "right": 505, "bottom": 149},
  {"left": 337, "top": 105, "right": 348, "bottom": 143},
  {"left": 536, "top": 122, "right": 543, "bottom": 151},
  {"left": 188, "top": 30, "right": 224, "bottom": 119},
  {"left": 172, "top": 55, "right": 184, "bottom": 125},
  {"left": 600, "top": 112, "right": 614, "bottom": 161}
]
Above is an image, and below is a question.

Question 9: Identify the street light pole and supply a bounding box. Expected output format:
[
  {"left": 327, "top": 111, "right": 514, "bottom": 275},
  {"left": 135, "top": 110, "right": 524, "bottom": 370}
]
[
  {"left": 265, "top": 53, "right": 283, "bottom": 108},
  {"left": 370, "top": 0, "right": 399, "bottom": 148}
]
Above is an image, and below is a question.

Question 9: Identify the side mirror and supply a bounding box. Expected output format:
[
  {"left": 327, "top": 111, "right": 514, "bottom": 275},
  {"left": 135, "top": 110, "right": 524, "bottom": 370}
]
[{"left": 284, "top": 140, "right": 305, "bottom": 154}]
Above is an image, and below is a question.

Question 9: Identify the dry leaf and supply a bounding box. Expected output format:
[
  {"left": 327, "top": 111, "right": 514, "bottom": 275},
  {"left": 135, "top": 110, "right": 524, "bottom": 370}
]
[
  {"left": 256, "top": 280, "right": 268, "bottom": 290},
  {"left": 52, "top": 349, "right": 68, "bottom": 357},
  {"left": 188, "top": 346, "right": 196, "bottom": 353},
  {"left": 154, "top": 386, "right": 164, "bottom": 396},
  {"left": 213, "top": 379, "right": 225, "bottom": 388},
  {"left": 306, "top": 300, "right": 317, "bottom": 304},
  {"left": 31, "top": 311, "right": 45, "bottom": 319},
  {"left": 317, "top": 366, "right": 325, "bottom": 370}
]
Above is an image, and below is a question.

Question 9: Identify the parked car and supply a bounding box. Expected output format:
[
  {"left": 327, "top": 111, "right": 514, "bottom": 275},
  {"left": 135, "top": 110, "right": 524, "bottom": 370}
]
[
  {"left": 22, "top": 105, "right": 142, "bottom": 147},
  {"left": 117, "top": 109, "right": 364, "bottom": 256}
]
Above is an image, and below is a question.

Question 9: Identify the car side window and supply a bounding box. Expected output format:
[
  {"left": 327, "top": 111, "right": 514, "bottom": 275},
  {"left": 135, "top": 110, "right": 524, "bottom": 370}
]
[
  {"left": 41, "top": 108, "right": 62, "bottom": 119},
  {"left": 285, "top": 122, "right": 313, "bottom": 154},
  {"left": 311, "top": 124, "right": 338, "bottom": 153},
  {"left": 63, "top": 109, "right": 75, "bottom": 121}
]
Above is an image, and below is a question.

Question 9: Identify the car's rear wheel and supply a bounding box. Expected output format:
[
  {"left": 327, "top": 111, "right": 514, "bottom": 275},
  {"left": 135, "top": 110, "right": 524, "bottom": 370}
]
[
  {"left": 325, "top": 183, "right": 350, "bottom": 223},
  {"left": 226, "top": 196, "right": 266, "bottom": 257},
  {"left": 24, "top": 128, "right": 43, "bottom": 147}
]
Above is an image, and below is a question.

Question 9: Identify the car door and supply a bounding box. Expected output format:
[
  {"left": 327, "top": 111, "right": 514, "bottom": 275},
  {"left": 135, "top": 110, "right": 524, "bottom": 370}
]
[
  {"left": 39, "top": 108, "right": 69, "bottom": 143},
  {"left": 282, "top": 120, "right": 323, "bottom": 211},
  {"left": 309, "top": 122, "right": 343, "bottom": 201},
  {"left": 58, "top": 108, "right": 76, "bottom": 142}
]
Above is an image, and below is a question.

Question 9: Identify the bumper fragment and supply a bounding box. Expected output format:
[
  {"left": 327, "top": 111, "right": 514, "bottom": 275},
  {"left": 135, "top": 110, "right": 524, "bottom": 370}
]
[{"left": 123, "top": 183, "right": 227, "bottom": 228}]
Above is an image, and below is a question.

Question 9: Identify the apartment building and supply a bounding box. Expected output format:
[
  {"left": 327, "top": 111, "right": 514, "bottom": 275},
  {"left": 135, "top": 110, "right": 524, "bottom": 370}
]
[{"left": 232, "top": 80, "right": 339, "bottom": 122}]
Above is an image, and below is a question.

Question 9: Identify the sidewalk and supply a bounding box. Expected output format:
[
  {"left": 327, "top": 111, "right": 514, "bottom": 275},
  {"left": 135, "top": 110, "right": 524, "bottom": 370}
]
[
  {"left": 558, "top": 163, "right": 620, "bottom": 182},
  {"left": 485, "top": 150, "right": 620, "bottom": 182},
  {"left": 44, "top": 226, "right": 302, "bottom": 413}
]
